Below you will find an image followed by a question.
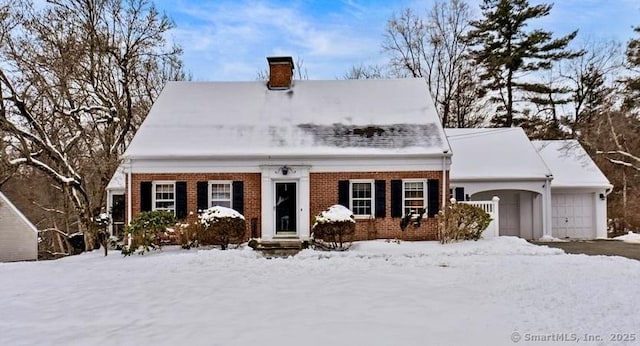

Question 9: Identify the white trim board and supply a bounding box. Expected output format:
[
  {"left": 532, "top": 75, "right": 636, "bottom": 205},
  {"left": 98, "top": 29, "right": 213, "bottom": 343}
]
[{"left": 128, "top": 157, "right": 451, "bottom": 174}]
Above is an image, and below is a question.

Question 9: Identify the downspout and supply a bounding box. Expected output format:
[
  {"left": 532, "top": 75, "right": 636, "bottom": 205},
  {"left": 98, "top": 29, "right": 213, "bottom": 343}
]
[
  {"left": 543, "top": 174, "right": 553, "bottom": 238},
  {"left": 126, "top": 158, "right": 132, "bottom": 226},
  {"left": 442, "top": 150, "right": 449, "bottom": 209}
]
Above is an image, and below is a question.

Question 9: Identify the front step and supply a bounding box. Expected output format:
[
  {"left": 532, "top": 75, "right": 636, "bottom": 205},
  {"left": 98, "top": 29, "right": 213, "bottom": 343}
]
[{"left": 249, "top": 239, "right": 307, "bottom": 258}]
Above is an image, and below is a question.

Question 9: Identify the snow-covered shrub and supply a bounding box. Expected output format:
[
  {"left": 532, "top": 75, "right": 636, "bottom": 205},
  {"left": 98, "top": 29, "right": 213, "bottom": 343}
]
[
  {"left": 122, "top": 211, "right": 175, "bottom": 256},
  {"left": 437, "top": 202, "right": 491, "bottom": 243},
  {"left": 400, "top": 208, "right": 426, "bottom": 231},
  {"left": 108, "top": 235, "right": 123, "bottom": 250},
  {"left": 175, "top": 221, "right": 199, "bottom": 249},
  {"left": 198, "top": 206, "right": 246, "bottom": 250},
  {"left": 311, "top": 205, "right": 356, "bottom": 251}
]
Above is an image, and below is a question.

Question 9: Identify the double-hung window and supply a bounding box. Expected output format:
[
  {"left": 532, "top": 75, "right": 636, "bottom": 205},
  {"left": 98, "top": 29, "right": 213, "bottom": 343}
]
[
  {"left": 209, "top": 181, "right": 232, "bottom": 208},
  {"left": 153, "top": 181, "right": 175, "bottom": 213},
  {"left": 403, "top": 180, "right": 427, "bottom": 216},
  {"left": 350, "top": 180, "right": 374, "bottom": 218}
]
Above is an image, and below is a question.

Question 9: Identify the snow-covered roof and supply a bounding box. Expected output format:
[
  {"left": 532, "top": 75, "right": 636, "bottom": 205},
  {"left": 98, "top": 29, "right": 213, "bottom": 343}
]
[
  {"left": 532, "top": 140, "right": 612, "bottom": 189},
  {"left": 124, "top": 79, "right": 449, "bottom": 159},
  {"left": 106, "top": 165, "right": 125, "bottom": 191},
  {"left": 445, "top": 128, "right": 551, "bottom": 181}
]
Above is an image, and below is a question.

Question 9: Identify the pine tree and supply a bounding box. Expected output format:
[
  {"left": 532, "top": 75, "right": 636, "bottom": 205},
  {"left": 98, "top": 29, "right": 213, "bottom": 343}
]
[
  {"left": 467, "top": 0, "right": 581, "bottom": 127},
  {"left": 623, "top": 26, "right": 640, "bottom": 111}
]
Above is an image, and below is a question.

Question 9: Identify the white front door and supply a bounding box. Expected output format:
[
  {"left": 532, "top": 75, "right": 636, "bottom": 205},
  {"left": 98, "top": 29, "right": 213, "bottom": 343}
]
[{"left": 274, "top": 181, "right": 298, "bottom": 236}]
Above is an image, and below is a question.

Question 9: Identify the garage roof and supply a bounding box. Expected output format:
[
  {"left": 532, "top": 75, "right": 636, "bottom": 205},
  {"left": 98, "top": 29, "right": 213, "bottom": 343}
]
[
  {"left": 532, "top": 140, "right": 612, "bottom": 189},
  {"left": 445, "top": 128, "right": 551, "bottom": 181}
]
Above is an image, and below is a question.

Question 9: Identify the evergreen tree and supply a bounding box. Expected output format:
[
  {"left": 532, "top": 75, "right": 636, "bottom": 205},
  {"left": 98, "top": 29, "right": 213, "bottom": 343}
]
[
  {"left": 467, "top": 0, "right": 581, "bottom": 127},
  {"left": 623, "top": 26, "right": 640, "bottom": 111}
]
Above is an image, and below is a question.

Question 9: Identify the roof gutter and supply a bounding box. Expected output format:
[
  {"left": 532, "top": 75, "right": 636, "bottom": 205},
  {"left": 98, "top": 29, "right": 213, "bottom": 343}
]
[
  {"left": 450, "top": 176, "right": 550, "bottom": 182},
  {"left": 123, "top": 152, "right": 451, "bottom": 161}
]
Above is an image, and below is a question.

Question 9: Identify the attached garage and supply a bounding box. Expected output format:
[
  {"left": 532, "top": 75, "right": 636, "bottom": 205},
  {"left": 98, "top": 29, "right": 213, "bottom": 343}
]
[
  {"left": 534, "top": 141, "right": 612, "bottom": 239},
  {"left": 446, "top": 128, "right": 553, "bottom": 240},
  {"left": 447, "top": 129, "right": 612, "bottom": 240}
]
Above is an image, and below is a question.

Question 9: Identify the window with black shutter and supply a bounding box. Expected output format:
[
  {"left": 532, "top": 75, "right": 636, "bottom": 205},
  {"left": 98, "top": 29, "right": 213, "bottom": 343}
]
[
  {"left": 140, "top": 181, "right": 152, "bottom": 212},
  {"left": 338, "top": 180, "right": 349, "bottom": 207},
  {"left": 175, "top": 182, "right": 187, "bottom": 219},
  {"left": 390, "top": 180, "right": 402, "bottom": 218},
  {"left": 427, "top": 179, "right": 440, "bottom": 217},
  {"left": 374, "top": 180, "right": 386, "bottom": 218},
  {"left": 232, "top": 181, "right": 244, "bottom": 215}
]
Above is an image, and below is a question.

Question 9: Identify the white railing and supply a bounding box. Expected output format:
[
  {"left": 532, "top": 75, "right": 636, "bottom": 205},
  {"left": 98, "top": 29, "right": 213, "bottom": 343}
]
[{"left": 460, "top": 196, "right": 500, "bottom": 238}]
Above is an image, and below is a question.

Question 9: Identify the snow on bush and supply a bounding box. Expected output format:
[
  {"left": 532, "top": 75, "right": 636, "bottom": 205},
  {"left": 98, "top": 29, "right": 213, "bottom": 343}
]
[
  {"left": 313, "top": 204, "right": 356, "bottom": 225},
  {"left": 437, "top": 201, "right": 491, "bottom": 243},
  {"left": 199, "top": 206, "right": 245, "bottom": 227},
  {"left": 312, "top": 205, "right": 356, "bottom": 251},
  {"left": 198, "top": 206, "right": 246, "bottom": 250}
]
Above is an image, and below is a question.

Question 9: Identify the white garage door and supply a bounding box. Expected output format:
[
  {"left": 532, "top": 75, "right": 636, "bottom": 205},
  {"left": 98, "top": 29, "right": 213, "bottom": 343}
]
[{"left": 552, "top": 193, "right": 595, "bottom": 239}]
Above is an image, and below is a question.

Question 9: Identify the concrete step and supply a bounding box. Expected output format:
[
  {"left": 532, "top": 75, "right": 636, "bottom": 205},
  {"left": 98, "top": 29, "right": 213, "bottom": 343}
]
[{"left": 249, "top": 239, "right": 307, "bottom": 258}]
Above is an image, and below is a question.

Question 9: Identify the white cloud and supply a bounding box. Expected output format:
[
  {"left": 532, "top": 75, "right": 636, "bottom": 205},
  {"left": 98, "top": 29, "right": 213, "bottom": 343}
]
[
  {"left": 160, "top": 0, "right": 638, "bottom": 81},
  {"left": 158, "top": 0, "right": 395, "bottom": 80}
]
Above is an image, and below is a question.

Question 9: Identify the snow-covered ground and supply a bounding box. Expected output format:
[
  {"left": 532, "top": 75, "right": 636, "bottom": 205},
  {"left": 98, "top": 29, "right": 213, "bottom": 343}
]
[
  {"left": 1, "top": 237, "right": 639, "bottom": 346},
  {"left": 614, "top": 231, "right": 640, "bottom": 244}
]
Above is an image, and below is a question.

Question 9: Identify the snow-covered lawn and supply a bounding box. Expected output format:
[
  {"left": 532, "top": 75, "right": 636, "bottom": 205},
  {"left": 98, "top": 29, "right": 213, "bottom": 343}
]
[
  {"left": 614, "top": 231, "right": 640, "bottom": 244},
  {"left": 1, "top": 237, "right": 639, "bottom": 346}
]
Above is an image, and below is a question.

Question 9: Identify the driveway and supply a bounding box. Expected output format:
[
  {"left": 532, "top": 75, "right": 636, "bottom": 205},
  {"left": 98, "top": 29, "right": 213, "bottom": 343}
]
[{"left": 531, "top": 240, "right": 640, "bottom": 261}]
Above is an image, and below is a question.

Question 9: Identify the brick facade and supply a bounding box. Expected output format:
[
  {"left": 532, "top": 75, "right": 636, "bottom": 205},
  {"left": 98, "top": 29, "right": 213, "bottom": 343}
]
[
  {"left": 130, "top": 173, "right": 262, "bottom": 238},
  {"left": 129, "top": 170, "right": 448, "bottom": 242},
  {"left": 310, "top": 171, "right": 446, "bottom": 241}
]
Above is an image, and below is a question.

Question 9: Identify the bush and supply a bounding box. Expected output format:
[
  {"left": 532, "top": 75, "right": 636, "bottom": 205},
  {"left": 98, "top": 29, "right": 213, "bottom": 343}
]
[
  {"left": 311, "top": 205, "right": 356, "bottom": 251},
  {"left": 175, "top": 221, "right": 199, "bottom": 249},
  {"left": 437, "top": 201, "right": 492, "bottom": 243},
  {"left": 198, "top": 206, "right": 246, "bottom": 250},
  {"left": 400, "top": 208, "right": 426, "bottom": 231},
  {"left": 122, "top": 211, "right": 175, "bottom": 255}
]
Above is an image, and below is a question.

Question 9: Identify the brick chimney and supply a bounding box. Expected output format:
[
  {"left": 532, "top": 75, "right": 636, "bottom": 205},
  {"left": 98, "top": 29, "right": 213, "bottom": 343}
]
[{"left": 267, "top": 56, "right": 295, "bottom": 89}]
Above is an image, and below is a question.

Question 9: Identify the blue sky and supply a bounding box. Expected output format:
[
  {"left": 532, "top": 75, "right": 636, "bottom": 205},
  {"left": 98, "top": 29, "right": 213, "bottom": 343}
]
[{"left": 154, "top": 0, "right": 640, "bottom": 81}]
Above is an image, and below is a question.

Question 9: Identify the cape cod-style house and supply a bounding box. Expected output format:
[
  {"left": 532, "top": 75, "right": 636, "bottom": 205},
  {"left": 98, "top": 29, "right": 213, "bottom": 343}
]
[
  {"left": 107, "top": 57, "right": 612, "bottom": 241},
  {"left": 112, "top": 57, "right": 451, "bottom": 241}
]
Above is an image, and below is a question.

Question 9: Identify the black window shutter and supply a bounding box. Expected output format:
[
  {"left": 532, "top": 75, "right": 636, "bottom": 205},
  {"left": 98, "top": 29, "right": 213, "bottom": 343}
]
[
  {"left": 232, "top": 181, "right": 244, "bottom": 215},
  {"left": 374, "top": 180, "right": 386, "bottom": 218},
  {"left": 338, "top": 180, "right": 349, "bottom": 208},
  {"left": 196, "top": 181, "right": 209, "bottom": 211},
  {"left": 140, "top": 181, "right": 152, "bottom": 212},
  {"left": 427, "top": 179, "right": 440, "bottom": 217},
  {"left": 455, "top": 187, "right": 465, "bottom": 202},
  {"left": 175, "top": 182, "right": 187, "bottom": 219},
  {"left": 390, "top": 180, "right": 402, "bottom": 218}
]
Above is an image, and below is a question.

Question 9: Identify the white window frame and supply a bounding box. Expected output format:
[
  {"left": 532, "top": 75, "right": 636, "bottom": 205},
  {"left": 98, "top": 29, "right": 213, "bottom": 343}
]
[
  {"left": 402, "top": 179, "right": 427, "bottom": 217},
  {"left": 152, "top": 181, "right": 176, "bottom": 214},
  {"left": 349, "top": 179, "right": 375, "bottom": 219},
  {"left": 208, "top": 180, "right": 233, "bottom": 209}
]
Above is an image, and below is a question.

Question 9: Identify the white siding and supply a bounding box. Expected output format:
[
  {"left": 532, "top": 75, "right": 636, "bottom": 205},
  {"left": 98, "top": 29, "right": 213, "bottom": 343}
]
[
  {"left": 471, "top": 190, "right": 542, "bottom": 240},
  {"left": 0, "top": 193, "right": 38, "bottom": 262}
]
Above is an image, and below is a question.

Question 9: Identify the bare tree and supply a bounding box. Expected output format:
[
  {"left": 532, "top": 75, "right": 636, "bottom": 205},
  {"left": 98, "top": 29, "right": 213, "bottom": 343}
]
[
  {"left": 560, "top": 39, "right": 623, "bottom": 133},
  {"left": 0, "top": 0, "right": 184, "bottom": 252},
  {"left": 343, "top": 64, "right": 387, "bottom": 80},
  {"left": 383, "top": 1, "right": 485, "bottom": 127}
]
